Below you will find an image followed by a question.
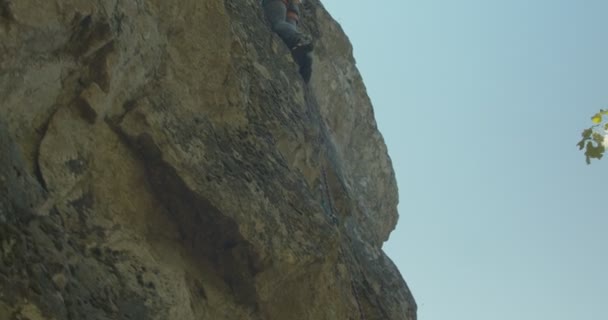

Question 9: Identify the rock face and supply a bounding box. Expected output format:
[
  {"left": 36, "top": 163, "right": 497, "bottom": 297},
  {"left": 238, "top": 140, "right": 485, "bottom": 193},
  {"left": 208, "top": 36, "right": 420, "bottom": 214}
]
[{"left": 0, "top": 0, "right": 416, "bottom": 319}]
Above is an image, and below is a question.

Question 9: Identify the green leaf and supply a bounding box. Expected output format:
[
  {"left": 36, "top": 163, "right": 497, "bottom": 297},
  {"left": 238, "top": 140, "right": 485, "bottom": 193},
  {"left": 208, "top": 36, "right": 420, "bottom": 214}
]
[
  {"left": 593, "top": 132, "right": 604, "bottom": 143},
  {"left": 582, "top": 128, "right": 593, "bottom": 139},
  {"left": 585, "top": 141, "right": 605, "bottom": 163},
  {"left": 577, "top": 140, "right": 586, "bottom": 150},
  {"left": 579, "top": 111, "right": 608, "bottom": 164}
]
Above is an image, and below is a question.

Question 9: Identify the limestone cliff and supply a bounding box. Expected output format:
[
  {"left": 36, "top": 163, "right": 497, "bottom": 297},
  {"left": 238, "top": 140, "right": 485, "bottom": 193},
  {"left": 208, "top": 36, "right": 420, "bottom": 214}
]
[{"left": 0, "top": 0, "right": 416, "bottom": 319}]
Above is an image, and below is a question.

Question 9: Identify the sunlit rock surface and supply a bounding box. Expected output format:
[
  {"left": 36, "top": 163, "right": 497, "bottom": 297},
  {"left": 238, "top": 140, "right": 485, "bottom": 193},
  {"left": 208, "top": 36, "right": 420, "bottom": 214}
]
[{"left": 0, "top": 0, "right": 416, "bottom": 319}]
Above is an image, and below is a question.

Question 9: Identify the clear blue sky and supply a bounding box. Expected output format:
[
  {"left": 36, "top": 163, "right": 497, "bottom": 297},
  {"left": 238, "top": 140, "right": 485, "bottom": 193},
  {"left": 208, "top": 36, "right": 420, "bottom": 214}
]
[{"left": 321, "top": 1, "right": 608, "bottom": 319}]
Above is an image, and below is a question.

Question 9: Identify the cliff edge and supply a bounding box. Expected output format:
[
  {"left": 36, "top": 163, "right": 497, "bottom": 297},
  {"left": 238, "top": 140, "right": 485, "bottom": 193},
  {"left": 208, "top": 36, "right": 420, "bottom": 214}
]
[{"left": 0, "top": 0, "right": 416, "bottom": 319}]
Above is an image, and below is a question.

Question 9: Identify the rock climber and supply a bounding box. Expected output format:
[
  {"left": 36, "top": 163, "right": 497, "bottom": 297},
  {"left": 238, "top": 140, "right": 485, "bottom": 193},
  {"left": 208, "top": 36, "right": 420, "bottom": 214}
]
[{"left": 262, "top": 0, "right": 313, "bottom": 82}]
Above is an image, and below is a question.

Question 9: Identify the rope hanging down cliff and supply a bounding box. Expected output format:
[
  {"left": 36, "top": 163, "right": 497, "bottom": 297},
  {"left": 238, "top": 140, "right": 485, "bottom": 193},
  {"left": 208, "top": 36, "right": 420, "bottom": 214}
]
[{"left": 302, "top": 76, "right": 368, "bottom": 319}]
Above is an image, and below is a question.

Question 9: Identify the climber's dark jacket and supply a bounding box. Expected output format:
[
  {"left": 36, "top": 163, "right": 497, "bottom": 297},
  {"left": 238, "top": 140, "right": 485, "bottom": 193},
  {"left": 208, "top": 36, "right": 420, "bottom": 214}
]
[
  {"left": 262, "top": 0, "right": 301, "bottom": 24},
  {"left": 261, "top": 0, "right": 307, "bottom": 49}
]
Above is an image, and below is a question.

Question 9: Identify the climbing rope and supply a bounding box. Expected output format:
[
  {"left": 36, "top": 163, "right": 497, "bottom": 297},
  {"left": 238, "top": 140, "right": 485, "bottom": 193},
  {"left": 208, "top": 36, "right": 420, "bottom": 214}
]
[
  {"left": 303, "top": 81, "right": 367, "bottom": 320},
  {"left": 320, "top": 166, "right": 338, "bottom": 225}
]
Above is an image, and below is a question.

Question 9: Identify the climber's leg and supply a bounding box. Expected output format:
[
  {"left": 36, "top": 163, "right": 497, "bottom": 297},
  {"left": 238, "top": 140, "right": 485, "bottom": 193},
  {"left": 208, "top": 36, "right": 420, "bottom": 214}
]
[{"left": 263, "top": 0, "right": 313, "bottom": 82}]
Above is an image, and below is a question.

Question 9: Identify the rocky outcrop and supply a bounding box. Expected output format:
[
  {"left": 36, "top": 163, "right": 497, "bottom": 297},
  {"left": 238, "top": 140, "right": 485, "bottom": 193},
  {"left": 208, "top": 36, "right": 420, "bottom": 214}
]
[{"left": 0, "top": 0, "right": 416, "bottom": 319}]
